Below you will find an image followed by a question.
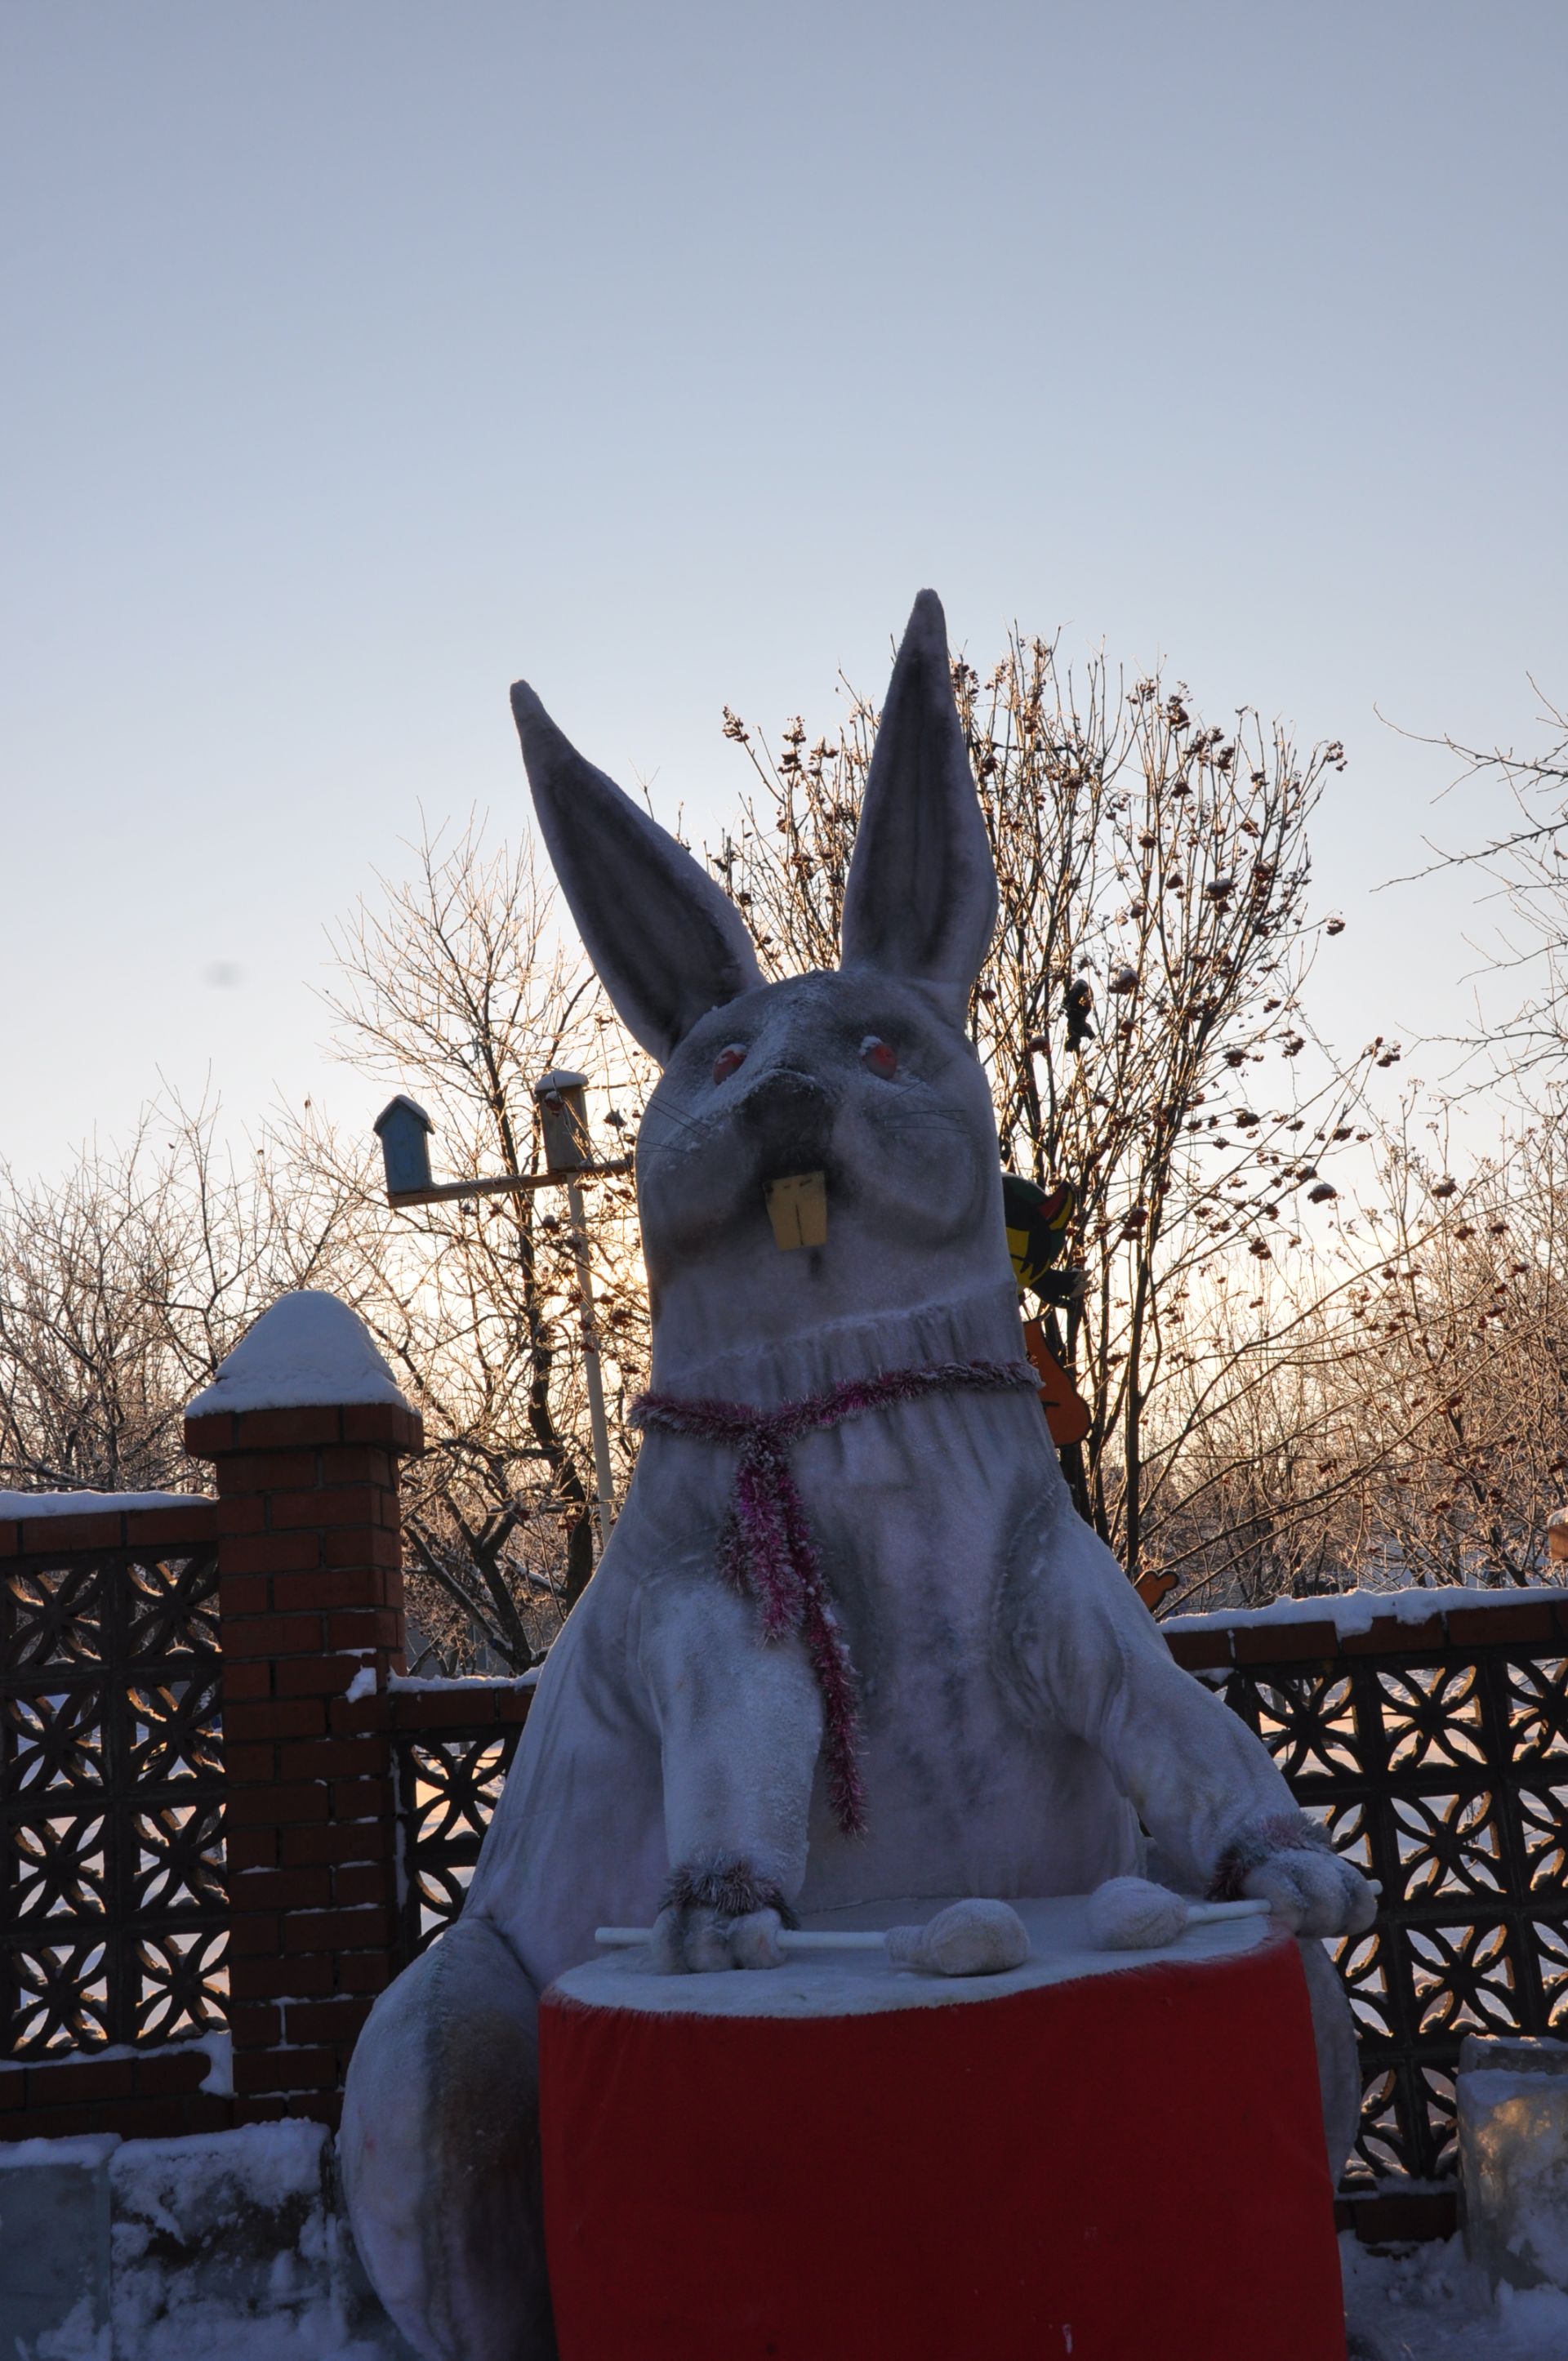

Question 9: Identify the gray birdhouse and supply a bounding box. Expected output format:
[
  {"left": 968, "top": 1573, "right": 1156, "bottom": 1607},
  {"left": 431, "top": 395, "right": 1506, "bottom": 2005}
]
[
  {"left": 534, "top": 1070, "right": 591, "bottom": 1176},
  {"left": 375, "top": 1094, "right": 436, "bottom": 1202}
]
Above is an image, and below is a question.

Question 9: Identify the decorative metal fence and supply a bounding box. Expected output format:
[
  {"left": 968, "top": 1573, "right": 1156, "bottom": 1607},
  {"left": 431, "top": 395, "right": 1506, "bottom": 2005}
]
[
  {"left": 6, "top": 1474, "right": 1566, "bottom": 2200},
  {"left": 2, "top": 1533, "right": 228, "bottom": 2058},
  {"left": 393, "top": 1602, "right": 1568, "bottom": 2194},
  {"left": 389, "top": 1686, "right": 532, "bottom": 1962},
  {"left": 1171, "top": 1599, "right": 1568, "bottom": 2188}
]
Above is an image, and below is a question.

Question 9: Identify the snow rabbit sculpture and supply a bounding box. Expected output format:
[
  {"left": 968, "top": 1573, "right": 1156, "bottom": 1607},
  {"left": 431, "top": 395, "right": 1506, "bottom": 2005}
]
[{"left": 341, "top": 591, "right": 1374, "bottom": 2361}]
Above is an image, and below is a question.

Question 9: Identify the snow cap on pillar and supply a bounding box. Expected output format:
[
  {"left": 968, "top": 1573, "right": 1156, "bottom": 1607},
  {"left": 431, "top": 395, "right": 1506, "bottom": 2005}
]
[{"left": 185, "top": 1290, "right": 412, "bottom": 1419}]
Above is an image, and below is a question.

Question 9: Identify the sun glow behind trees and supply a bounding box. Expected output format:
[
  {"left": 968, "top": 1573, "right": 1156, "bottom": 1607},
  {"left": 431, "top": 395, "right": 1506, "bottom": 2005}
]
[{"left": 4, "top": 654, "right": 1567, "bottom": 1666}]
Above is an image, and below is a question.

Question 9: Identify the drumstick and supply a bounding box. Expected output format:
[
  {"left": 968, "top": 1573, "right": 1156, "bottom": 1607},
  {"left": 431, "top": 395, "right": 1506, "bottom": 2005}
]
[
  {"left": 595, "top": 1927, "right": 889, "bottom": 1952},
  {"left": 595, "top": 1897, "right": 1031, "bottom": 1979},
  {"left": 1086, "top": 1874, "right": 1380, "bottom": 1951}
]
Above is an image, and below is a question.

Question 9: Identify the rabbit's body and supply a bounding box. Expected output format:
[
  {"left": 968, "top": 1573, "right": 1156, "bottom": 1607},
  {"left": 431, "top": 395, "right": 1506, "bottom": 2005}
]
[
  {"left": 471, "top": 1324, "right": 1145, "bottom": 1998},
  {"left": 341, "top": 596, "right": 1374, "bottom": 2361}
]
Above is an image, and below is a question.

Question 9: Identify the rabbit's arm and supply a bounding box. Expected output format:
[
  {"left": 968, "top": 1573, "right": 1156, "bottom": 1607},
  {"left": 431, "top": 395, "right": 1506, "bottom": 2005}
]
[
  {"left": 1004, "top": 1512, "right": 1375, "bottom": 1937},
  {"left": 637, "top": 1571, "right": 824, "bottom": 1971}
]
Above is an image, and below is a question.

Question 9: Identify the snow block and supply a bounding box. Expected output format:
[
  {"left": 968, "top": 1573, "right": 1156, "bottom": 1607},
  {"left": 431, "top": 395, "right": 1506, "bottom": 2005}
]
[
  {"left": 1459, "top": 2033, "right": 1568, "bottom": 2293},
  {"left": 0, "top": 2123, "right": 419, "bottom": 2359},
  {"left": 0, "top": 2133, "right": 118, "bottom": 2357},
  {"left": 108, "top": 2120, "right": 332, "bottom": 2354}
]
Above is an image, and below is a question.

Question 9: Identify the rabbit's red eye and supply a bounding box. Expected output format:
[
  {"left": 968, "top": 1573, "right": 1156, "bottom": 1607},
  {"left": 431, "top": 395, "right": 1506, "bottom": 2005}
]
[
  {"left": 712, "top": 1043, "right": 747, "bottom": 1084},
  {"left": 860, "top": 1036, "right": 898, "bottom": 1079}
]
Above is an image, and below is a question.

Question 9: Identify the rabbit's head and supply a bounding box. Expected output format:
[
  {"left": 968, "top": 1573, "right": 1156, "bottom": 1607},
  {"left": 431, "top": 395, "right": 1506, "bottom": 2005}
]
[{"left": 510, "top": 593, "right": 1015, "bottom": 1373}]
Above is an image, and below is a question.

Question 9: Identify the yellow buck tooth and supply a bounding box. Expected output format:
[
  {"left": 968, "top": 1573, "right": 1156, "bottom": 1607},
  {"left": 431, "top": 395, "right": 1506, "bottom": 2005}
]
[{"left": 764, "top": 1172, "right": 828, "bottom": 1250}]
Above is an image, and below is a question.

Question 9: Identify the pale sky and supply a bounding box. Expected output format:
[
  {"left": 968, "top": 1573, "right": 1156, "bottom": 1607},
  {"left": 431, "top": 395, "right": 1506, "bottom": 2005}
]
[{"left": 3, "top": 2, "right": 1565, "bottom": 1177}]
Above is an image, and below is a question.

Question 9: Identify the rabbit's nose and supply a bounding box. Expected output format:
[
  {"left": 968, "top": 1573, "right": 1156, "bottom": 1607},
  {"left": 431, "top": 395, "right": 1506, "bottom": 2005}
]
[{"left": 739, "top": 1067, "right": 835, "bottom": 1174}]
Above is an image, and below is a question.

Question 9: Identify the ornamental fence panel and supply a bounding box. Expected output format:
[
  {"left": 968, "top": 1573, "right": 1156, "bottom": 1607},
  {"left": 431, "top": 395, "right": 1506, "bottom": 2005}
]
[
  {"left": 6, "top": 1477, "right": 1567, "bottom": 2210},
  {"left": 1167, "top": 1597, "right": 1568, "bottom": 2189},
  {"left": 1, "top": 1520, "right": 227, "bottom": 2063},
  {"left": 385, "top": 1686, "right": 532, "bottom": 1964},
  {"left": 395, "top": 1601, "right": 1568, "bottom": 2195}
]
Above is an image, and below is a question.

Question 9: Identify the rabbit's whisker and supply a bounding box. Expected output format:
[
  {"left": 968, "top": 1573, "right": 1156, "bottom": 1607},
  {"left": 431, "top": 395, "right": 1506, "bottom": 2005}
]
[
  {"left": 635, "top": 1106, "right": 723, "bottom": 1151},
  {"left": 872, "top": 1117, "right": 969, "bottom": 1138}
]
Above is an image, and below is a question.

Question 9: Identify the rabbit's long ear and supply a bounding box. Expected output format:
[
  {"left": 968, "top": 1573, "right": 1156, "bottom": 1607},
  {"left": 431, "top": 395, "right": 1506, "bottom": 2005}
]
[
  {"left": 839, "top": 590, "right": 996, "bottom": 1025},
  {"left": 510, "top": 683, "right": 763, "bottom": 1063}
]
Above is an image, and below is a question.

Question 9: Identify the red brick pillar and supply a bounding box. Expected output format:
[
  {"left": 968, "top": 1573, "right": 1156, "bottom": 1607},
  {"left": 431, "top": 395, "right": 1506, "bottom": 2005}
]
[{"left": 183, "top": 1293, "right": 423, "bottom": 2128}]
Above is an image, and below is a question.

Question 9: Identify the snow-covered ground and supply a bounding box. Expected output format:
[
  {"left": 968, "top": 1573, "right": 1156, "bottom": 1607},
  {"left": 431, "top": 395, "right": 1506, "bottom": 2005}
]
[
  {"left": 2, "top": 2122, "right": 418, "bottom": 2361},
  {"left": 199, "top": 2323, "right": 403, "bottom": 2361},
  {"left": 22, "top": 2295, "right": 409, "bottom": 2360},
  {"left": 11, "top": 2118, "right": 1568, "bottom": 2359},
  {"left": 24, "top": 2237, "right": 1568, "bottom": 2359},
  {"left": 1344, "top": 2233, "right": 1568, "bottom": 2359},
  {"left": 20, "top": 2229, "right": 1568, "bottom": 2358},
  {"left": 80, "top": 2241, "right": 1568, "bottom": 2361}
]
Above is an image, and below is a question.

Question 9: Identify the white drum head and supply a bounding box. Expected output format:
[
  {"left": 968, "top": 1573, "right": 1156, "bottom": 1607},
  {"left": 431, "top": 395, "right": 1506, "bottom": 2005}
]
[{"left": 552, "top": 1894, "right": 1272, "bottom": 2020}]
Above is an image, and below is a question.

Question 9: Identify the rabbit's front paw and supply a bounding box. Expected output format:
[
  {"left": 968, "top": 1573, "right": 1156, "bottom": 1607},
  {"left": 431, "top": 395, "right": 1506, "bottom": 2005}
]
[
  {"left": 1215, "top": 1814, "right": 1377, "bottom": 1938},
  {"left": 652, "top": 1851, "right": 798, "bottom": 1975}
]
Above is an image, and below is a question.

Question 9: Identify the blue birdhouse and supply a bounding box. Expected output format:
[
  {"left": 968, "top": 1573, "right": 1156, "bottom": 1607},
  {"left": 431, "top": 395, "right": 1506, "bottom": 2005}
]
[{"left": 375, "top": 1095, "right": 435, "bottom": 1201}]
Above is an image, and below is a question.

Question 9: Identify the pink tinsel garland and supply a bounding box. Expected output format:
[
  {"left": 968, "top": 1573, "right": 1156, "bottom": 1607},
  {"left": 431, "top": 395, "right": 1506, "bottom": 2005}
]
[{"left": 631, "top": 1359, "right": 1037, "bottom": 1836}]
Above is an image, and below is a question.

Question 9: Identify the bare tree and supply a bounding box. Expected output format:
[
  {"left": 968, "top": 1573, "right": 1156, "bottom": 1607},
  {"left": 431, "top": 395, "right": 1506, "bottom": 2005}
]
[
  {"left": 714, "top": 634, "right": 1383, "bottom": 1587},
  {"left": 1390, "top": 685, "right": 1568, "bottom": 1078},
  {"left": 15, "top": 661, "right": 1561, "bottom": 1647},
  {"left": 1160, "top": 1102, "right": 1568, "bottom": 1603},
  {"left": 0, "top": 827, "right": 652, "bottom": 1675},
  {"left": 296, "top": 817, "right": 654, "bottom": 1670},
  {"left": 0, "top": 1092, "right": 348, "bottom": 1495}
]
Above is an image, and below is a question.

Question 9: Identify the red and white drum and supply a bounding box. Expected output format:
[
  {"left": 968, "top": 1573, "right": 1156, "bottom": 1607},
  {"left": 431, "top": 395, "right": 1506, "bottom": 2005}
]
[{"left": 540, "top": 1895, "right": 1345, "bottom": 2361}]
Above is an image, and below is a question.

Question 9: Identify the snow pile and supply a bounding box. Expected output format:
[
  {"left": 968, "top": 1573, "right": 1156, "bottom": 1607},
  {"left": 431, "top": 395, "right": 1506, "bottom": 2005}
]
[
  {"left": 185, "top": 1293, "right": 411, "bottom": 1419},
  {"left": 387, "top": 1668, "right": 542, "bottom": 1691},
  {"left": 1343, "top": 2231, "right": 1568, "bottom": 2359},
  {"left": 0, "top": 2136, "right": 121, "bottom": 2171},
  {"left": 20, "top": 2293, "right": 402, "bottom": 2361},
  {"left": 193, "top": 2030, "right": 233, "bottom": 2096},
  {"left": 2, "top": 2121, "right": 415, "bottom": 2361},
  {"left": 1165, "top": 1582, "right": 1565, "bottom": 1644},
  {"left": 0, "top": 1491, "right": 203, "bottom": 1521},
  {"left": 108, "top": 2121, "right": 335, "bottom": 2361},
  {"left": 11, "top": 2118, "right": 1568, "bottom": 2359},
  {"left": 11, "top": 2032, "right": 234, "bottom": 2098},
  {"left": 346, "top": 1667, "right": 542, "bottom": 1703}
]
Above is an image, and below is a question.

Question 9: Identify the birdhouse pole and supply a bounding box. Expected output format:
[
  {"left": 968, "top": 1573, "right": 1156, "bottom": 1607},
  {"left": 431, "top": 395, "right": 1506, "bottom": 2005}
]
[
  {"left": 534, "top": 1072, "right": 617, "bottom": 1555},
  {"left": 374, "top": 1076, "right": 630, "bottom": 1553}
]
